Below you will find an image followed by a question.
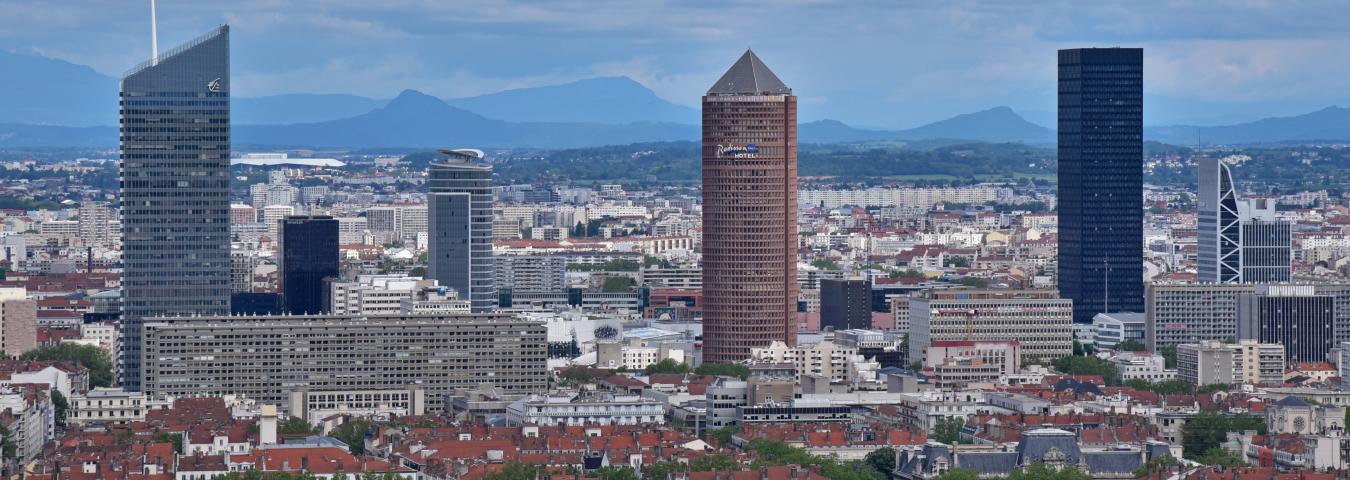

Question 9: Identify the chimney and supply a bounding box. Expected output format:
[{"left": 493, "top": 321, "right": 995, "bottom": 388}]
[{"left": 259, "top": 404, "right": 278, "bottom": 445}]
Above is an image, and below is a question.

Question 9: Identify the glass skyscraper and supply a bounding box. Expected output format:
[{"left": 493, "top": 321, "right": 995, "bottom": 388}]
[
  {"left": 1197, "top": 157, "right": 1291, "bottom": 283},
  {"left": 1057, "top": 48, "right": 1145, "bottom": 324},
  {"left": 119, "top": 26, "right": 232, "bottom": 390},
  {"left": 280, "top": 215, "right": 339, "bottom": 315},
  {"left": 428, "top": 149, "right": 496, "bottom": 312}
]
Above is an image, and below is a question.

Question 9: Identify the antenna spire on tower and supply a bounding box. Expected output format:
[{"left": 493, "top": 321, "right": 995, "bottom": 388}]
[{"left": 150, "top": 0, "right": 159, "bottom": 66}]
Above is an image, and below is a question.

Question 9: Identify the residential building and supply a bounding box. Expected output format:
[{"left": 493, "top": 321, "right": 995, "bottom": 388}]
[
  {"left": 279, "top": 215, "right": 339, "bottom": 315},
  {"left": 141, "top": 313, "right": 547, "bottom": 410},
  {"left": 820, "top": 279, "right": 872, "bottom": 331},
  {"left": 495, "top": 256, "right": 566, "bottom": 294},
  {"left": 119, "top": 26, "right": 233, "bottom": 391},
  {"left": 427, "top": 149, "right": 496, "bottom": 312},
  {"left": 909, "top": 290, "right": 1073, "bottom": 364},
  {"left": 1178, "top": 340, "right": 1284, "bottom": 386},
  {"left": 70, "top": 388, "right": 146, "bottom": 425},
  {"left": 701, "top": 50, "right": 798, "bottom": 362},
  {"left": 750, "top": 340, "right": 857, "bottom": 384},
  {"left": 505, "top": 392, "right": 665, "bottom": 426},
  {"left": 923, "top": 340, "right": 1020, "bottom": 388},
  {"left": 1057, "top": 47, "right": 1145, "bottom": 324},
  {"left": 287, "top": 388, "right": 426, "bottom": 426},
  {"left": 0, "top": 287, "right": 36, "bottom": 356},
  {"left": 1105, "top": 352, "right": 1174, "bottom": 382}
]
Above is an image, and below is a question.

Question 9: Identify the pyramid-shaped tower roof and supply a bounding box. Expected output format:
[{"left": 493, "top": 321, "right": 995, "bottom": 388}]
[{"left": 707, "top": 49, "right": 791, "bottom": 95}]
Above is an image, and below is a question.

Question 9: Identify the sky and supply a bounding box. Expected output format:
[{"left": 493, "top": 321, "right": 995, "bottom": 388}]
[{"left": 3, "top": 0, "right": 1350, "bottom": 129}]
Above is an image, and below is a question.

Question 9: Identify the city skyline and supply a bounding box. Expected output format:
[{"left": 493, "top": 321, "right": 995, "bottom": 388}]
[{"left": 7, "top": 1, "right": 1350, "bottom": 128}]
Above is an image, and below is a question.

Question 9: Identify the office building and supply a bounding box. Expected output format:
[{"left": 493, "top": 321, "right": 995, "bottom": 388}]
[
  {"left": 1146, "top": 282, "right": 1350, "bottom": 351},
  {"left": 506, "top": 392, "right": 665, "bottom": 427},
  {"left": 749, "top": 339, "right": 858, "bottom": 384},
  {"left": 119, "top": 26, "right": 232, "bottom": 390},
  {"left": 820, "top": 279, "right": 872, "bottom": 331},
  {"left": 909, "top": 290, "right": 1073, "bottom": 364},
  {"left": 1057, "top": 48, "right": 1145, "bottom": 323},
  {"left": 280, "top": 215, "right": 339, "bottom": 315},
  {"left": 1197, "top": 157, "right": 1291, "bottom": 283},
  {"left": 1238, "top": 286, "right": 1335, "bottom": 362},
  {"left": 141, "top": 313, "right": 547, "bottom": 409},
  {"left": 1091, "top": 312, "right": 1146, "bottom": 350},
  {"left": 701, "top": 50, "right": 799, "bottom": 362},
  {"left": 924, "top": 340, "right": 1021, "bottom": 388},
  {"left": 428, "top": 149, "right": 496, "bottom": 312}
]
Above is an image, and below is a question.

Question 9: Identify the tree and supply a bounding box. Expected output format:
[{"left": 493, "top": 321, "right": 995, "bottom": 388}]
[
  {"left": 644, "top": 358, "right": 692, "bottom": 376},
  {"left": 572, "top": 222, "right": 587, "bottom": 238},
  {"left": 331, "top": 419, "right": 373, "bottom": 455},
  {"left": 1159, "top": 345, "right": 1178, "bottom": 369},
  {"left": 51, "top": 390, "right": 69, "bottom": 423},
  {"left": 1124, "top": 379, "right": 1195, "bottom": 395},
  {"left": 705, "top": 425, "right": 740, "bottom": 446},
  {"left": 1007, "top": 463, "right": 1091, "bottom": 480},
  {"left": 602, "top": 276, "right": 638, "bottom": 292},
  {"left": 933, "top": 468, "right": 981, "bottom": 480},
  {"left": 952, "top": 277, "right": 987, "bottom": 288},
  {"left": 152, "top": 432, "right": 184, "bottom": 454},
  {"left": 592, "top": 466, "right": 639, "bottom": 480},
  {"left": 863, "top": 447, "right": 896, "bottom": 478},
  {"left": 278, "top": 416, "right": 317, "bottom": 435},
  {"left": 932, "top": 416, "right": 967, "bottom": 444},
  {"left": 944, "top": 256, "right": 970, "bottom": 268},
  {"left": 484, "top": 462, "right": 548, "bottom": 480},
  {"left": 694, "top": 363, "right": 750, "bottom": 380},
  {"left": 22, "top": 343, "right": 114, "bottom": 388},
  {"left": 642, "top": 462, "right": 683, "bottom": 480},
  {"left": 408, "top": 266, "right": 427, "bottom": 277},
  {"left": 1051, "top": 355, "right": 1120, "bottom": 386},
  {"left": 1196, "top": 447, "right": 1245, "bottom": 467},
  {"left": 890, "top": 269, "right": 926, "bottom": 279},
  {"left": 688, "top": 454, "right": 737, "bottom": 472},
  {"left": 811, "top": 259, "right": 840, "bottom": 270},
  {"left": 1180, "top": 412, "right": 1265, "bottom": 459},
  {"left": 1113, "top": 339, "right": 1147, "bottom": 351},
  {"left": 1196, "top": 383, "right": 1230, "bottom": 394}
]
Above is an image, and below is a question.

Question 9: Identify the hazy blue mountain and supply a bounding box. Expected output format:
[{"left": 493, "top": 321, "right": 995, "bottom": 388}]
[
  {"left": 0, "top": 50, "right": 119, "bottom": 126},
  {"left": 800, "top": 107, "right": 1053, "bottom": 144},
  {"left": 896, "top": 106, "right": 1054, "bottom": 143},
  {"left": 446, "top": 76, "right": 698, "bottom": 124},
  {"left": 233, "top": 94, "right": 385, "bottom": 125},
  {"left": 235, "top": 89, "right": 698, "bottom": 148},
  {"left": 0, "top": 123, "right": 116, "bottom": 147},
  {"left": 1146, "top": 106, "right": 1350, "bottom": 145}
]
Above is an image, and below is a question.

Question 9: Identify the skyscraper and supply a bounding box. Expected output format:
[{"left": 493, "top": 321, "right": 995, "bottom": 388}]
[
  {"left": 428, "top": 149, "right": 496, "bottom": 312},
  {"left": 701, "top": 50, "right": 798, "bottom": 362},
  {"left": 820, "top": 278, "right": 872, "bottom": 331},
  {"left": 1197, "top": 157, "right": 1291, "bottom": 283},
  {"left": 119, "top": 26, "right": 231, "bottom": 390},
  {"left": 280, "top": 215, "right": 339, "bottom": 315},
  {"left": 1057, "top": 48, "right": 1145, "bottom": 324},
  {"left": 1238, "top": 286, "right": 1334, "bottom": 363}
]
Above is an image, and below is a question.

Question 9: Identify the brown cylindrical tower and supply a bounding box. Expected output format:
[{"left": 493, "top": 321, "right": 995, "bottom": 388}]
[{"left": 701, "top": 50, "right": 798, "bottom": 363}]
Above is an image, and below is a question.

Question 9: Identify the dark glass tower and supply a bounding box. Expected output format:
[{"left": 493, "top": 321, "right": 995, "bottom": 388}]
[
  {"left": 1057, "top": 48, "right": 1144, "bottom": 324},
  {"left": 119, "top": 26, "right": 231, "bottom": 390},
  {"left": 820, "top": 279, "right": 872, "bottom": 331},
  {"left": 428, "top": 149, "right": 496, "bottom": 312},
  {"left": 280, "top": 215, "right": 339, "bottom": 314},
  {"left": 701, "top": 50, "right": 798, "bottom": 362}
]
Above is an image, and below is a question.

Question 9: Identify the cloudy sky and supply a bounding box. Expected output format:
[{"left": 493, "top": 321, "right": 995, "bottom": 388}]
[{"left": 4, "top": 0, "right": 1350, "bottom": 128}]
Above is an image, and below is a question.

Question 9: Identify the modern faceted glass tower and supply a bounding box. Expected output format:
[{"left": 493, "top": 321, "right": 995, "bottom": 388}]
[
  {"left": 701, "top": 50, "right": 799, "bottom": 362},
  {"left": 1197, "top": 157, "right": 1291, "bottom": 283},
  {"left": 119, "top": 26, "right": 232, "bottom": 390},
  {"left": 428, "top": 148, "right": 497, "bottom": 312},
  {"left": 1057, "top": 48, "right": 1145, "bottom": 324}
]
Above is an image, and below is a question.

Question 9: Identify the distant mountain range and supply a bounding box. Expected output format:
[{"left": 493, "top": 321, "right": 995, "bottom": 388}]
[{"left": 5, "top": 49, "right": 1350, "bottom": 148}]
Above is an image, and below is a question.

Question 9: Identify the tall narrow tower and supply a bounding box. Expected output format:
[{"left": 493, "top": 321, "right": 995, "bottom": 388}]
[
  {"left": 1057, "top": 48, "right": 1144, "bottom": 324},
  {"left": 119, "top": 26, "right": 232, "bottom": 390},
  {"left": 701, "top": 50, "right": 798, "bottom": 362},
  {"left": 427, "top": 149, "right": 496, "bottom": 312}
]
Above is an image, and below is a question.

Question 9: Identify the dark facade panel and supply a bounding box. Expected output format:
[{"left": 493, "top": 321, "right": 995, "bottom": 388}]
[{"left": 281, "top": 215, "right": 339, "bottom": 314}]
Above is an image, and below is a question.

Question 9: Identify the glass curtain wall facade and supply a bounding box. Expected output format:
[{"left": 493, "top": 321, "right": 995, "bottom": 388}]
[
  {"left": 428, "top": 149, "right": 496, "bottom": 312},
  {"left": 1057, "top": 48, "right": 1145, "bottom": 324},
  {"left": 280, "top": 215, "right": 339, "bottom": 314},
  {"left": 119, "top": 26, "right": 232, "bottom": 390}
]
